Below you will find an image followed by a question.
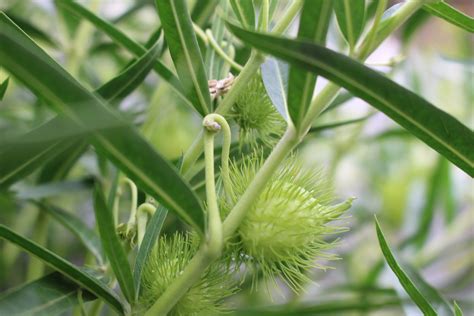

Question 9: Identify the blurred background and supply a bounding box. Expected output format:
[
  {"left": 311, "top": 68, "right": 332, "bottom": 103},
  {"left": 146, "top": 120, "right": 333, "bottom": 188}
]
[{"left": 0, "top": 0, "right": 473, "bottom": 315}]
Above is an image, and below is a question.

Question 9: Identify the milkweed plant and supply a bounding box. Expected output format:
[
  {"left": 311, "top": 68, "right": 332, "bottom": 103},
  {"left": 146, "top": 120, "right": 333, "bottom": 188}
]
[{"left": 0, "top": 0, "right": 473, "bottom": 315}]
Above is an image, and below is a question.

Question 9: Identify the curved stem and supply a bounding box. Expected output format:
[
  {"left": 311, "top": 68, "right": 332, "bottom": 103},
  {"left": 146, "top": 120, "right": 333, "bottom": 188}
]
[
  {"left": 206, "top": 29, "right": 243, "bottom": 72},
  {"left": 121, "top": 178, "right": 138, "bottom": 236},
  {"left": 136, "top": 203, "right": 156, "bottom": 248},
  {"left": 203, "top": 114, "right": 233, "bottom": 202},
  {"left": 144, "top": 115, "right": 224, "bottom": 316},
  {"left": 180, "top": 1, "right": 303, "bottom": 173}
]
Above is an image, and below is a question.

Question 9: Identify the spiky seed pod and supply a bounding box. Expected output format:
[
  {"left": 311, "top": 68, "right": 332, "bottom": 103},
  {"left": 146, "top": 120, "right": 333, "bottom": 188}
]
[
  {"left": 139, "top": 233, "right": 235, "bottom": 316},
  {"left": 231, "top": 74, "right": 286, "bottom": 147},
  {"left": 223, "top": 153, "right": 354, "bottom": 292}
]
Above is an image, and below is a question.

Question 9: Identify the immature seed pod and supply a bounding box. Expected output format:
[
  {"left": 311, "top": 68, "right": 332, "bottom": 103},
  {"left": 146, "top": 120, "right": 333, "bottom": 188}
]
[
  {"left": 139, "top": 233, "right": 235, "bottom": 315},
  {"left": 223, "top": 153, "right": 354, "bottom": 292},
  {"left": 231, "top": 74, "right": 286, "bottom": 147}
]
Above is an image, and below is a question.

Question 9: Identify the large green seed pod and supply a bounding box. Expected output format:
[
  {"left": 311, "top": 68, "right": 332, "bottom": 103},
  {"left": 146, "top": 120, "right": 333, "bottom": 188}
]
[
  {"left": 223, "top": 153, "right": 354, "bottom": 292},
  {"left": 231, "top": 74, "right": 286, "bottom": 147},
  {"left": 139, "top": 233, "right": 235, "bottom": 315}
]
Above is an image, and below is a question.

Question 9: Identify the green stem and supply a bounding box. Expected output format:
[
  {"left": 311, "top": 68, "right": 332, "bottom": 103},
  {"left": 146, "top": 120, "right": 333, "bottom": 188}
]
[
  {"left": 271, "top": 0, "right": 303, "bottom": 34},
  {"left": 301, "top": 0, "right": 429, "bottom": 134},
  {"left": 357, "top": 0, "right": 388, "bottom": 60},
  {"left": 180, "top": 1, "right": 302, "bottom": 174},
  {"left": 222, "top": 127, "right": 298, "bottom": 238},
  {"left": 356, "top": 0, "right": 427, "bottom": 60},
  {"left": 259, "top": 0, "right": 270, "bottom": 31},
  {"left": 206, "top": 29, "right": 243, "bottom": 72},
  {"left": 145, "top": 115, "right": 224, "bottom": 316}
]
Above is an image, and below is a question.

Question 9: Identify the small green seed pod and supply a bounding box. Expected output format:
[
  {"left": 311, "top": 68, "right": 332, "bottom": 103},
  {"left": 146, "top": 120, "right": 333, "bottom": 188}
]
[
  {"left": 231, "top": 74, "right": 286, "bottom": 147},
  {"left": 139, "top": 233, "right": 235, "bottom": 316},
  {"left": 223, "top": 153, "right": 354, "bottom": 292}
]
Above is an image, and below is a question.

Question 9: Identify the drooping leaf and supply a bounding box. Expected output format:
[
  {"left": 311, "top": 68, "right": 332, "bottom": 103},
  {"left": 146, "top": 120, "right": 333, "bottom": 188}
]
[
  {"left": 0, "top": 224, "right": 126, "bottom": 315},
  {"left": 0, "top": 77, "right": 9, "bottom": 100},
  {"left": 155, "top": 0, "right": 212, "bottom": 116},
  {"left": 261, "top": 57, "right": 289, "bottom": 121},
  {"left": 424, "top": 1, "right": 474, "bottom": 33},
  {"left": 0, "top": 272, "right": 96, "bottom": 316},
  {"left": 133, "top": 205, "right": 168, "bottom": 297},
  {"left": 55, "top": 0, "right": 193, "bottom": 109},
  {"left": 0, "top": 13, "right": 205, "bottom": 233},
  {"left": 287, "top": 0, "right": 332, "bottom": 129},
  {"left": 230, "top": 0, "right": 255, "bottom": 29},
  {"left": 334, "top": 0, "right": 366, "bottom": 49},
  {"left": 226, "top": 24, "right": 474, "bottom": 176},
  {"left": 37, "top": 202, "right": 104, "bottom": 265},
  {"left": 374, "top": 218, "right": 437, "bottom": 316},
  {"left": 93, "top": 186, "right": 135, "bottom": 303}
]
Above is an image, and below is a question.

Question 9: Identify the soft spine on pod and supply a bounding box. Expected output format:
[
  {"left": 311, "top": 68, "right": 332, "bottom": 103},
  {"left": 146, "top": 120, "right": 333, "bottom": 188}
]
[{"left": 222, "top": 152, "right": 354, "bottom": 292}]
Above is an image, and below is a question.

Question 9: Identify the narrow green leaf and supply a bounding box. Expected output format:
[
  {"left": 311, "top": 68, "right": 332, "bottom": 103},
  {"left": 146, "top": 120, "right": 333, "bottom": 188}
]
[
  {"left": 37, "top": 141, "right": 89, "bottom": 183},
  {"left": 334, "top": 0, "right": 366, "bottom": 49},
  {"left": 155, "top": 0, "right": 212, "bottom": 116},
  {"left": 0, "top": 13, "right": 205, "bottom": 233},
  {"left": 37, "top": 203, "right": 104, "bottom": 265},
  {"left": 309, "top": 115, "right": 372, "bottom": 134},
  {"left": 261, "top": 58, "right": 289, "bottom": 121},
  {"left": 230, "top": 0, "right": 255, "bottom": 29},
  {"left": 287, "top": 0, "right": 332, "bottom": 129},
  {"left": 0, "top": 77, "right": 8, "bottom": 100},
  {"left": 424, "top": 1, "right": 474, "bottom": 33},
  {"left": 0, "top": 273, "right": 96, "bottom": 316},
  {"left": 374, "top": 218, "right": 437, "bottom": 316},
  {"left": 454, "top": 301, "right": 463, "bottom": 316},
  {"left": 55, "top": 0, "right": 194, "bottom": 110},
  {"left": 402, "top": 264, "right": 453, "bottom": 315},
  {"left": 4, "top": 12, "right": 59, "bottom": 48},
  {"left": 0, "top": 224, "right": 126, "bottom": 315},
  {"left": 227, "top": 24, "right": 474, "bottom": 176},
  {"left": 95, "top": 40, "right": 162, "bottom": 103},
  {"left": 0, "top": 130, "right": 81, "bottom": 189},
  {"left": 0, "top": 40, "right": 161, "bottom": 187},
  {"left": 409, "top": 157, "right": 447, "bottom": 247},
  {"left": 133, "top": 205, "right": 168, "bottom": 298},
  {"left": 93, "top": 186, "right": 135, "bottom": 303}
]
